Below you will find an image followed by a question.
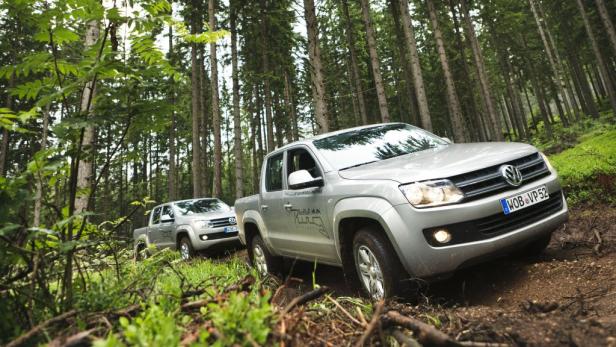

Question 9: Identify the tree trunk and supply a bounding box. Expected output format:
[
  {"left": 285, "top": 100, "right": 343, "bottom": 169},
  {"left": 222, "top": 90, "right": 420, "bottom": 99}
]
[
  {"left": 569, "top": 51, "right": 599, "bottom": 118},
  {"left": 449, "top": 0, "right": 485, "bottom": 141},
  {"left": 260, "top": 0, "right": 275, "bottom": 151},
  {"left": 168, "top": 20, "right": 177, "bottom": 201},
  {"left": 426, "top": 0, "right": 466, "bottom": 141},
  {"left": 209, "top": 0, "right": 222, "bottom": 197},
  {"left": 528, "top": 0, "right": 572, "bottom": 125},
  {"left": 230, "top": 0, "right": 243, "bottom": 199},
  {"left": 304, "top": 0, "right": 329, "bottom": 134},
  {"left": 459, "top": 0, "right": 503, "bottom": 140},
  {"left": 341, "top": 0, "right": 368, "bottom": 125},
  {"left": 360, "top": 0, "right": 390, "bottom": 123},
  {"left": 596, "top": 0, "right": 616, "bottom": 56},
  {"left": 398, "top": 0, "right": 432, "bottom": 131},
  {"left": 34, "top": 103, "right": 50, "bottom": 227},
  {"left": 390, "top": 0, "right": 419, "bottom": 125},
  {"left": 283, "top": 70, "right": 300, "bottom": 141},
  {"left": 190, "top": 3, "right": 203, "bottom": 198},
  {"left": 0, "top": 74, "right": 13, "bottom": 177},
  {"left": 75, "top": 19, "right": 100, "bottom": 214},
  {"left": 576, "top": 0, "right": 616, "bottom": 114}
]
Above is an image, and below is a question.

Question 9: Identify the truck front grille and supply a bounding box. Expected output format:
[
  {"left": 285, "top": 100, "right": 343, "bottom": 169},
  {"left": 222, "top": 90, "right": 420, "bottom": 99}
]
[
  {"left": 449, "top": 152, "right": 550, "bottom": 201},
  {"left": 210, "top": 217, "right": 237, "bottom": 228},
  {"left": 423, "top": 191, "right": 564, "bottom": 247},
  {"left": 206, "top": 231, "right": 239, "bottom": 240}
]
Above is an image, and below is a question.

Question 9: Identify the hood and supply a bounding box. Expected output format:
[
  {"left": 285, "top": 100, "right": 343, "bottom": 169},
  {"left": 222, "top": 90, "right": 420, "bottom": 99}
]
[{"left": 337, "top": 142, "right": 537, "bottom": 183}]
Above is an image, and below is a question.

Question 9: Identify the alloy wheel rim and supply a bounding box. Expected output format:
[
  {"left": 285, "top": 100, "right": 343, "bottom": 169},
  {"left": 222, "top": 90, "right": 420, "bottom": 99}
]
[
  {"left": 180, "top": 242, "right": 190, "bottom": 260},
  {"left": 253, "top": 244, "right": 268, "bottom": 277},
  {"left": 356, "top": 245, "right": 385, "bottom": 300}
]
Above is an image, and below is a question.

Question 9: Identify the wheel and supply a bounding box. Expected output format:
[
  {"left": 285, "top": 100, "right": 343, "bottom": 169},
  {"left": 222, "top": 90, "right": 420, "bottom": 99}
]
[
  {"left": 353, "top": 227, "right": 406, "bottom": 300},
  {"left": 514, "top": 233, "right": 552, "bottom": 258},
  {"left": 135, "top": 243, "right": 148, "bottom": 261},
  {"left": 249, "top": 234, "right": 282, "bottom": 277},
  {"left": 179, "top": 236, "right": 195, "bottom": 260}
]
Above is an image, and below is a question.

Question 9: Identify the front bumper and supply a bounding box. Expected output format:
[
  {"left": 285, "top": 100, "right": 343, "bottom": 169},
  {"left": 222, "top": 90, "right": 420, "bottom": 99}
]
[
  {"left": 191, "top": 226, "right": 241, "bottom": 251},
  {"left": 386, "top": 172, "right": 568, "bottom": 278}
]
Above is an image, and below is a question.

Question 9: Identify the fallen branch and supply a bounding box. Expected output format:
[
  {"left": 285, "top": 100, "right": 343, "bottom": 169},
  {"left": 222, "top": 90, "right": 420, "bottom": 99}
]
[
  {"left": 593, "top": 229, "right": 602, "bottom": 255},
  {"left": 48, "top": 328, "right": 99, "bottom": 347},
  {"left": 354, "top": 300, "right": 384, "bottom": 347},
  {"left": 326, "top": 295, "right": 364, "bottom": 327},
  {"left": 281, "top": 286, "right": 330, "bottom": 315},
  {"left": 391, "top": 328, "right": 421, "bottom": 347},
  {"left": 383, "top": 311, "right": 460, "bottom": 347},
  {"left": 7, "top": 310, "right": 78, "bottom": 347}
]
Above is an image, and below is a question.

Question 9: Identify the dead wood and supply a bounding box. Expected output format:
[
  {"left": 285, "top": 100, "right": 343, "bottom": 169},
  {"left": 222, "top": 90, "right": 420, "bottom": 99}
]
[
  {"left": 6, "top": 310, "right": 78, "bottom": 347},
  {"left": 281, "top": 286, "right": 330, "bottom": 315},
  {"left": 383, "top": 310, "right": 461, "bottom": 347},
  {"left": 354, "top": 300, "right": 384, "bottom": 347}
]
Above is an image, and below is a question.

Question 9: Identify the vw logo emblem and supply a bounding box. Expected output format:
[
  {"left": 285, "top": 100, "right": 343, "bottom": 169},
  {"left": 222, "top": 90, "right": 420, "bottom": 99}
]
[
  {"left": 500, "top": 165, "right": 523, "bottom": 187},
  {"left": 229, "top": 217, "right": 237, "bottom": 225}
]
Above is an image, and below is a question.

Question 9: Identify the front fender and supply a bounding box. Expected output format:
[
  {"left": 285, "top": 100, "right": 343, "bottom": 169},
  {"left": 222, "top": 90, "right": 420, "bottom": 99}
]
[
  {"left": 174, "top": 225, "right": 196, "bottom": 250},
  {"left": 333, "top": 197, "right": 407, "bottom": 268}
]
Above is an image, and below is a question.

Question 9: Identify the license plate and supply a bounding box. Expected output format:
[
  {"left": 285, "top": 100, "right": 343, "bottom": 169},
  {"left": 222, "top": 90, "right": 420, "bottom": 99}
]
[
  {"left": 500, "top": 185, "right": 549, "bottom": 215},
  {"left": 224, "top": 226, "right": 238, "bottom": 233}
]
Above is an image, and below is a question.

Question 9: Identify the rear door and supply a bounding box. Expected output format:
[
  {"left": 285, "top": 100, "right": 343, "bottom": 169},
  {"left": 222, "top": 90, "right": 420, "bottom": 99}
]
[
  {"left": 260, "top": 152, "right": 287, "bottom": 250},
  {"left": 157, "top": 205, "right": 175, "bottom": 248},
  {"left": 148, "top": 206, "right": 163, "bottom": 247}
]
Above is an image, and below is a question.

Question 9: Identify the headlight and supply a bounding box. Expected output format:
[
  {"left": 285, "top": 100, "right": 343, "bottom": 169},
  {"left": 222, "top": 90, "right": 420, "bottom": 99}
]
[
  {"left": 539, "top": 152, "right": 554, "bottom": 172},
  {"left": 399, "top": 179, "right": 464, "bottom": 207},
  {"left": 194, "top": 220, "right": 214, "bottom": 229}
]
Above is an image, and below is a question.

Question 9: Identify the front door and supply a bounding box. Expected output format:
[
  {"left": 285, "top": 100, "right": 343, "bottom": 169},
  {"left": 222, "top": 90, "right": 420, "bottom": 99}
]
[
  {"left": 281, "top": 147, "right": 337, "bottom": 262},
  {"left": 148, "top": 206, "right": 164, "bottom": 247}
]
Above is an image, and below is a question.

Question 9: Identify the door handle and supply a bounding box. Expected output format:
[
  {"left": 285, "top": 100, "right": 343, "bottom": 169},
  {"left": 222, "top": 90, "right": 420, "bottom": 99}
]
[
  {"left": 260, "top": 205, "right": 269, "bottom": 211},
  {"left": 284, "top": 204, "right": 293, "bottom": 210}
]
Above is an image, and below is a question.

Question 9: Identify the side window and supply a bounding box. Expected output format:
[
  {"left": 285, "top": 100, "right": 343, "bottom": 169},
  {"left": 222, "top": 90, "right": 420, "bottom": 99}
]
[
  {"left": 151, "top": 206, "right": 162, "bottom": 225},
  {"left": 287, "top": 148, "right": 321, "bottom": 178},
  {"left": 162, "top": 205, "right": 174, "bottom": 219},
  {"left": 265, "top": 153, "right": 284, "bottom": 191}
]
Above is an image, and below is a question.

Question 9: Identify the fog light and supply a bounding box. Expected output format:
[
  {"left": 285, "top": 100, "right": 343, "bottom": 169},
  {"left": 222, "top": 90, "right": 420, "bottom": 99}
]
[
  {"left": 199, "top": 234, "right": 208, "bottom": 241},
  {"left": 433, "top": 230, "right": 451, "bottom": 244}
]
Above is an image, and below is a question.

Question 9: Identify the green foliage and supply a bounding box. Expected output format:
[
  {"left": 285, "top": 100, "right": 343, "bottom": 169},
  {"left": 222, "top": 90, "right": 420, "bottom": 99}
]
[{"left": 549, "top": 129, "right": 616, "bottom": 206}]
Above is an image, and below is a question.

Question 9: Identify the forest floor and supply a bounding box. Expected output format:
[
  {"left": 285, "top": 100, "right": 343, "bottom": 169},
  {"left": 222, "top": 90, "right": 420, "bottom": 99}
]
[{"left": 266, "top": 202, "right": 616, "bottom": 346}]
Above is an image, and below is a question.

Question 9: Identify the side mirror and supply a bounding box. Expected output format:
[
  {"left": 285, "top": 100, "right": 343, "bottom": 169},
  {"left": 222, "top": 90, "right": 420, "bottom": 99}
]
[
  {"left": 442, "top": 137, "right": 453, "bottom": 144},
  {"left": 161, "top": 214, "right": 174, "bottom": 223},
  {"left": 288, "top": 170, "right": 324, "bottom": 190}
]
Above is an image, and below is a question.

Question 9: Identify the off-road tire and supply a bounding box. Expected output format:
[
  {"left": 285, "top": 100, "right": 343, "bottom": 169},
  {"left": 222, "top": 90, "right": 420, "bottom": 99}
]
[
  {"left": 179, "top": 236, "right": 195, "bottom": 260},
  {"left": 135, "top": 243, "right": 148, "bottom": 261},
  {"left": 352, "top": 227, "right": 407, "bottom": 299},
  {"left": 249, "top": 234, "right": 283, "bottom": 277}
]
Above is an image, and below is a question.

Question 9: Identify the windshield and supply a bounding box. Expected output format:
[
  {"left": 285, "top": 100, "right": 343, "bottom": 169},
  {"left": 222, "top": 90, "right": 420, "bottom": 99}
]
[
  {"left": 312, "top": 123, "right": 448, "bottom": 170},
  {"left": 174, "top": 199, "right": 231, "bottom": 215}
]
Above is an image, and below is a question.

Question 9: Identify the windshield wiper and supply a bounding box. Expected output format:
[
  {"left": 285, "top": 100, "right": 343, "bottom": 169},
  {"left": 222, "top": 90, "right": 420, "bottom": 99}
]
[{"left": 339, "top": 160, "right": 379, "bottom": 171}]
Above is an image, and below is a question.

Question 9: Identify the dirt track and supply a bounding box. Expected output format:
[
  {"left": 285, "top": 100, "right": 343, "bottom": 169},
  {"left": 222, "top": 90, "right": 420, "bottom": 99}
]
[{"left": 269, "top": 204, "right": 616, "bottom": 346}]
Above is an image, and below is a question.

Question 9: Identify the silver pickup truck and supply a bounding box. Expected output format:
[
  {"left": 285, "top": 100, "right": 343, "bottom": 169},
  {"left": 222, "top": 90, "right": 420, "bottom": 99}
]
[
  {"left": 234, "top": 123, "right": 568, "bottom": 299},
  {"left": 133, "top": 198, "right": 239, "bottom": 260}
]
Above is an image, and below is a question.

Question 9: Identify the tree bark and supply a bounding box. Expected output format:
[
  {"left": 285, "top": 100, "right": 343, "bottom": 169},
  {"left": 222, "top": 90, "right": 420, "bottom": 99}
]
[
  {"left": 360, "top": 0, "right": 390, "bottom": 123},
  {"left": 304, "top": 0, "right": 329, "bottom": 134},
  {"left": 209, "top": 0, "right": 222, "bottom": 197},
  {"left": 190, "top": 2, "right": 203, "bottom": 198},
  {"left": 398, "top": 0, "right": 432, "bottom": 131},
  {"left": 596, "top": 0, "right": 616, "bottom": 57},
  {"left": 260, "top": 0, "right": 275, "bottom": 151},
  {"left": 459, "top": 0, "right": 503, "bottom": 140},
  {"left": 426, "top": 0, "right": 466, "bottom": 142},
  {"left": 576, "top": 0, "right": 616, "bottom": 115},
  {"left": 230, "top": 0, "right": 243, "bottom": 199},
  {"left": 283, "top": 70, "right": 299, "bottom": 141},
  {"left": 569, "top": 51, "right": 599, "bottom": 118},
  {"left": 341, "top": 0, "right": 368, "bottom": 125}
]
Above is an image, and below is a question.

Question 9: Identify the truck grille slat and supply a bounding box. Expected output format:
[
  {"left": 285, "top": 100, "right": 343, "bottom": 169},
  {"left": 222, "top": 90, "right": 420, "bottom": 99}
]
[
  {"left": 209, "top": 217, "right": 237, "bottom": 228},
  {"left": 449, "top": 153, "right": 550, "bottom": 201}
]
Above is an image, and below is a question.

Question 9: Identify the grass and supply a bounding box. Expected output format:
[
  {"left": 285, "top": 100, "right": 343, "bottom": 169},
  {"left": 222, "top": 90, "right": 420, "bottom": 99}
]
[{"left": 548, "top": 128, "right": 616, "bottom": 206}]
